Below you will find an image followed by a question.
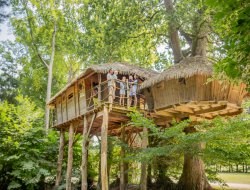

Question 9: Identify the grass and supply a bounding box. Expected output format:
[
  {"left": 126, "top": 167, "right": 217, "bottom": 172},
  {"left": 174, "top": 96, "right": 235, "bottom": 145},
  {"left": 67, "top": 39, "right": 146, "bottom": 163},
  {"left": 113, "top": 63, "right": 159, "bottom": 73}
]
[{"left": 218, "top": 173, "right": 250, "bottom": 184}]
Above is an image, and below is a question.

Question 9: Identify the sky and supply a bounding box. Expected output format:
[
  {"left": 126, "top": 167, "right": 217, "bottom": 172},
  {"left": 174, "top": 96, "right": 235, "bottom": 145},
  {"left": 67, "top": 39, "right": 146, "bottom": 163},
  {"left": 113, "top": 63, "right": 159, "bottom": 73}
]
[{"left": 0, "top": 20, "right": 15, "bottom": 41}]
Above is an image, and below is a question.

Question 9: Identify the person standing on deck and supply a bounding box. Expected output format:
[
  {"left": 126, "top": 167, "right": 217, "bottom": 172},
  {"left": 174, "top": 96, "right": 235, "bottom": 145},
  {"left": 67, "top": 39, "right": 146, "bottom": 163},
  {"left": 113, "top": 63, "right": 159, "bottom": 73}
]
[
  {"left": 107, "top": 69, "right": 114, "bottom": 103},
  {"left": 113, "top": 70, "right": 118, "bottom": 101},
  {"left": 119, "top": 76, "right": 126, "bottom": 106}
]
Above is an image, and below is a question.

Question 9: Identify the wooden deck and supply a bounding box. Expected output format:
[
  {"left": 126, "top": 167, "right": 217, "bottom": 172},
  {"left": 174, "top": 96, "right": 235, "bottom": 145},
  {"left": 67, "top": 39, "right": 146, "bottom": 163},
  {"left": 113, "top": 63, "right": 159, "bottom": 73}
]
[
  {"left": 150, "top": 100, "right": 243, "bottom": 126},
  {"left": 53, "top": 99, "right": 243, "bottom": 137},
  {"left": 52, "top": 104, "right": 144, "bottom": 136}
]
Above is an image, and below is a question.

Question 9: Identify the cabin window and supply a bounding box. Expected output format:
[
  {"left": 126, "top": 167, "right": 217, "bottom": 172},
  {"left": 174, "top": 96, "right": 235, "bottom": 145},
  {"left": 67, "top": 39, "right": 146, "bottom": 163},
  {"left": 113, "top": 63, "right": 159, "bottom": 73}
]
[
  {"left": 156, "top": 81, "right": 164, "bottom": 89},
  {"left": 178, "top": 77, "right": 186, "bottom": 85},
  {"left": 78, "top": 83, "right": 83, "bottom": 91},
  {"left": 68, "top": 93, "right": 74, "bottom": 100}
]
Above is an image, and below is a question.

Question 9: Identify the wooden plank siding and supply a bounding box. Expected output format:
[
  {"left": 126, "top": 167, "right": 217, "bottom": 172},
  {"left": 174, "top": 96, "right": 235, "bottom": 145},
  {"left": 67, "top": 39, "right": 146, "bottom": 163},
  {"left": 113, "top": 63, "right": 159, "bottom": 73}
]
[{"left": 149, "top": 75, "right": 246, "bottom": 111}]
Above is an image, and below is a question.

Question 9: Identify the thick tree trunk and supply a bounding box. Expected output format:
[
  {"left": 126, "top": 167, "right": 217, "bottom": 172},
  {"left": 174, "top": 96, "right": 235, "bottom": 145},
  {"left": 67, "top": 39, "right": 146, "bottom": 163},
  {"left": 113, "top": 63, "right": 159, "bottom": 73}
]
[
  {"left": 66, "top": 124, "right": 74, "bottom": 190},
  {"left": 177, "top": 144, "right": 213, "bottom": 190},
  {"left": 81, "top": 116, "right": 88, "bottom": 190},
  {"left": 101, "top": 106, "right": 109, "bottom": 190},
  {"left": 45, "top": 22, "right": 57, "bottom": 132},
  {"left": 164, "top": 0, "right": 183, "bottom": 63},
  {"left": 191, "top": 9, "right": 209, "bottom": 57},
  {"left": 140, "top": 127, "right": 148, "bottom": 190},
  {"left": 55, "top": 130, "right": 65, "bottom": 188}
]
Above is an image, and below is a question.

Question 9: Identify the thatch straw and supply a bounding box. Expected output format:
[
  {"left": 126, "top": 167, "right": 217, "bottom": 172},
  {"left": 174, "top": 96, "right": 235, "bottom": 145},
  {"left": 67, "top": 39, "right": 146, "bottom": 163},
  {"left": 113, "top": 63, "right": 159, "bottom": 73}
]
[
  {"left": 140, "top": 56, "right": 213, "bottom": 90},
  {"left": 49, "top": 62, "right": 157, "bottom": 104}
]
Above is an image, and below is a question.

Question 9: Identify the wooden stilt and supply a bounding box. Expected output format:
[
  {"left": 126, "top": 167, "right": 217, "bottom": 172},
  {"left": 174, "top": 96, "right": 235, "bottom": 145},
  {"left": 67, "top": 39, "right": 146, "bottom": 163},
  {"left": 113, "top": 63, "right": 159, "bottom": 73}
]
[
  {"left": 55, "top": 130, "right": 65, "bottom": 187},
  {"left": 101, "top": 105, "right": 109, "bottom": 190},
  {"left": 66, "top": 124, "right": 74, "bottom": 190},
  {"left": 140, "top": 127, "right": 148, "bottom": 190},
  {"left": 120, "top": 125, "right": 126, "bottom": 190},
  {"left": 81, "top": 116, "right": 88, "bottom": 190}
]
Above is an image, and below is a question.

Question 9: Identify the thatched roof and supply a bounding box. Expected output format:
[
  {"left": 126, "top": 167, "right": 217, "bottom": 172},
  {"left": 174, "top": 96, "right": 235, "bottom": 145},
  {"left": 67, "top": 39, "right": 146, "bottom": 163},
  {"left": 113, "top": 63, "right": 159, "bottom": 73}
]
[
  {"left": 140, "top": 56, "right": 213, "bottom": 90},
  {"left": 48, "top": 62, "right": 157, "bottom": 104}
]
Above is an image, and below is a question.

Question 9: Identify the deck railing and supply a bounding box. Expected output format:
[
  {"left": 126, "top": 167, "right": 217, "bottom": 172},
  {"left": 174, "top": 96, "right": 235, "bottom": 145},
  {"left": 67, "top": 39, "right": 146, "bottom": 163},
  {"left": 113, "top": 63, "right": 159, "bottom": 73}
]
[
  {"left": 85, "top": 79, "right": 146, "bottom": 111},
  {"left": 52, "top": 79, "right": 146, "bottom": 126}
]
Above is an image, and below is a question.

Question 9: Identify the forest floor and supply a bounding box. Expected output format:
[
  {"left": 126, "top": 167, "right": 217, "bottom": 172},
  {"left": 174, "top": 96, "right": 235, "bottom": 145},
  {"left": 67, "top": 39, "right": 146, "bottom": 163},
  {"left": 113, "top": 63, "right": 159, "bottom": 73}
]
[{"left": 212, "top": 173, "right": 250, "bottom": 190}]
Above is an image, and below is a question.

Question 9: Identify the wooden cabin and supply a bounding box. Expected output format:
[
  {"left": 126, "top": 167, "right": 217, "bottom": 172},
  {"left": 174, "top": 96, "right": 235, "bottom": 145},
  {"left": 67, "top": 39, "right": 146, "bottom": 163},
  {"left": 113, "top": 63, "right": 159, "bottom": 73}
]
[
  {"left": 48, "top": 62, "right": 157, "bottom": 132},
  {"left": 140, "top": 56, "right": 249, "bottom": 125}
]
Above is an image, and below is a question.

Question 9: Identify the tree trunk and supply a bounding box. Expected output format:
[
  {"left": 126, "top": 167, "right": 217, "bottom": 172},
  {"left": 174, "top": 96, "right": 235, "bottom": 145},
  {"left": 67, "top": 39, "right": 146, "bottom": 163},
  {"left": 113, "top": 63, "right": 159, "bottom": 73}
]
[
  {"left": 55, "top": 130, "right": 65, "bottom": 188},
  {"left": 164, "top": 0, "right": 183, "bottom": 63},
  {"left": 177, "top": 144, "right": 213, "bottom": 190},
  {"left": 45, "top": 22, "right": 57, "bottom": 132},
  {"left": 101, "top": 106, "right": 109, "bottom": 190},
  {"left": 140, "top": 127, "right": 148, "bottom": 190},
  {"left": 81, "top": 116, "right": 88, "bottom": 190},
  {"left": 191, "top": 9, "right": 209, "bottom": 57},
  {"left": 66, "top": 124, "right": 74, "bottom": 190}
]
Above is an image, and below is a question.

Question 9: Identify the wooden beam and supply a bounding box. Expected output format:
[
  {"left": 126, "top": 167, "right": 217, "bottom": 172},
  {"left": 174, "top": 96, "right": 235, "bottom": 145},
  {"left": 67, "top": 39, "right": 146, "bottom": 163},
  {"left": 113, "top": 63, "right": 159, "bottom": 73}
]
[
  {"left": 101, "top": 106, "right": 109, "bottom": 190},
  {"left": 87, "top": 113, "right": 96, "bottom": 137},
  {"left": 140, "top": 127, "right": 148, "bottom": 190},
  {"left": 81, "top": 116, "right": 88, "bottom": 190},
  {"left": 66, "top": 124, "right": 74, "bottom": 190},
  {"left": 120, "top": 125, "right": 126, "bottom": 190},
  {"left": 55, "top": 130, "right": 65, "bottom": 187}
]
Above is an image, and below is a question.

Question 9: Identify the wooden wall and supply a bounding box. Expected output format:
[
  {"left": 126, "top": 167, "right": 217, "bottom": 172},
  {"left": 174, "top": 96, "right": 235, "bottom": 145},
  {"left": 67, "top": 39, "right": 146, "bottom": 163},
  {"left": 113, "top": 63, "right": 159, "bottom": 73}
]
[
  {"left": 150, "top": 75, "right": 204, "bottom": 110},
  {"left": 211, "top": 80, "right": 247, "bottom": 106},
  {"left": 146, "top": 75, "right": 247, "bottom": 110},
  {"left": 54, "top": 77, "right": 87, "bottom": 126}
]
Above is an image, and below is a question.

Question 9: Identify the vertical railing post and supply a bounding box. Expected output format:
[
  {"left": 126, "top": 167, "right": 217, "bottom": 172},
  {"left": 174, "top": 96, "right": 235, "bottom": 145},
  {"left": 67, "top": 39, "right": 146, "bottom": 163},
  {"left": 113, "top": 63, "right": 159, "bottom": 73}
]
[{"left": 126, "top": 79, "right": 129, "bottom": 108}]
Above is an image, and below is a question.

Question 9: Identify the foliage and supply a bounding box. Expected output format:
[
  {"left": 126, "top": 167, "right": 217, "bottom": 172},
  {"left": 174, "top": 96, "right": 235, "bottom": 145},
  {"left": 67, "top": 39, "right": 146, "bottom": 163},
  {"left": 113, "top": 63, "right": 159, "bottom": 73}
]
[
  {"left": 127, "top": 110, "right": 250, "bottom": 180},
  {"left": 0, "top": 41, "right": 20, "bottom": 104},
  {"left": 206, "top": 0, "right": 250, "bottom": 86},
  {"left": 0, "top": 96, "right": 59, "bottom": 189},
  {"left": 0, "top": 0, "right": 9, "bottom": 24}
]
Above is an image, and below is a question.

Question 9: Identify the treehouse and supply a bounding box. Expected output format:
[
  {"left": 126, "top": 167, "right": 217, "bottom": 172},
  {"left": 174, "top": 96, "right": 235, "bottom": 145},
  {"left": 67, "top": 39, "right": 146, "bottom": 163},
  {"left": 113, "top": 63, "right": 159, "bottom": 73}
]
[
  {"left": 49, "top": 58, "right": 248, "bottom": 190},
  {"left": 48, "top": 62, "right": 157, "bottom": 135},
  {"left": 140, "top": 56, "right": 249, "bottom": 125}
]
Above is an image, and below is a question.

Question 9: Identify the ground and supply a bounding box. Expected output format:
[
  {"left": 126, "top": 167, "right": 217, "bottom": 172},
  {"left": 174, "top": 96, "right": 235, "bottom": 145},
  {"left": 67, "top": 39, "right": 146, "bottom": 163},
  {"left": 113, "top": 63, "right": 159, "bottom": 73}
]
[{"left": 212, "top": 173, "right": 250, "bottom": 190}]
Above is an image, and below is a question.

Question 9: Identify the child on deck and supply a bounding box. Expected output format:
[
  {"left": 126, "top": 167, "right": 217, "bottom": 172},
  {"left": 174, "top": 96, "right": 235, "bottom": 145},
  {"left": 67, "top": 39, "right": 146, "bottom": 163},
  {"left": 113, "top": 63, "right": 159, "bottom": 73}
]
[
  {"left": 128, "top": 75, "right": 134, "bottom": 107},
  {"left": 119, "top": 76, "right": 126, "bottom": 106},
  {"left": 132, "top": 75, "right": 138, "bottom": 107}
]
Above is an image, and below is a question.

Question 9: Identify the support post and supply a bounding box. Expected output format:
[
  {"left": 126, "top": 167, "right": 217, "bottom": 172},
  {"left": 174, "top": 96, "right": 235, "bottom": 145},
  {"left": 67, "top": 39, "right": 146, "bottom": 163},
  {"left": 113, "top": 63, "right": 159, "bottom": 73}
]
[
  {"left": 98, "top": 73, "right": 102, "bottom": 105},
  {"left": 120, "top": 125, "right": 126, "bottom": 190},
  {"left": 66, "top": 124, "right": 74, "bottom": 190},
  {"left": 126, "top": 79, "right": 129, "bottom": 108},
  {"left": 81, "top": 116, "right": 88, "bottom": 190},
  {"left": 140, "top": 127, "right": 148, "bottom": 190},
  {"left": 101, "top": 105, "right": 109, "bottom": 190},
  {"left": 55, "top": 130, "right": 65, "bottom": 187}
]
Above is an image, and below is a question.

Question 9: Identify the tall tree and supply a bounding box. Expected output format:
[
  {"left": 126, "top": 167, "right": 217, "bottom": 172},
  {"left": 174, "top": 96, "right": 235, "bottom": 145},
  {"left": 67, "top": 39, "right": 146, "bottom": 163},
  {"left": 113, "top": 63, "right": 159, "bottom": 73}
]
[{"left": 11, "top": 0, "right": 83, "bottom": 131}]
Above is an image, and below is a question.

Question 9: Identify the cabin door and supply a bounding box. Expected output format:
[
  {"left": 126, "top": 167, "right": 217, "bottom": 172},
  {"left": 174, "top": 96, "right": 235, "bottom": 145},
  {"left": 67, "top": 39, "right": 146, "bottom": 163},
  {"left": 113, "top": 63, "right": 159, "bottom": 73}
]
[
  {"left": 56, "top": 97, "right": 62, "bottom": 125},
  {"left": 79, "top": 78, "right": 87, "bottom": 114},
  {"left": 62, "top": 94, "right": 67, "bottom": 122},
  {"left": 67, "top": 87, "right": 76, "bottom": 120}
]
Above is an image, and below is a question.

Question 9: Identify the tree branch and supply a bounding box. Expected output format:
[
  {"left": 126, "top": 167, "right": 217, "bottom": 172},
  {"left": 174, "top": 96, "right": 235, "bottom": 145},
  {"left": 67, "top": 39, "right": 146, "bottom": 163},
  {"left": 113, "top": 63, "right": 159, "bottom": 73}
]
[{"left": 24, "top": 3, "right": 49, "bottom": 69}]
